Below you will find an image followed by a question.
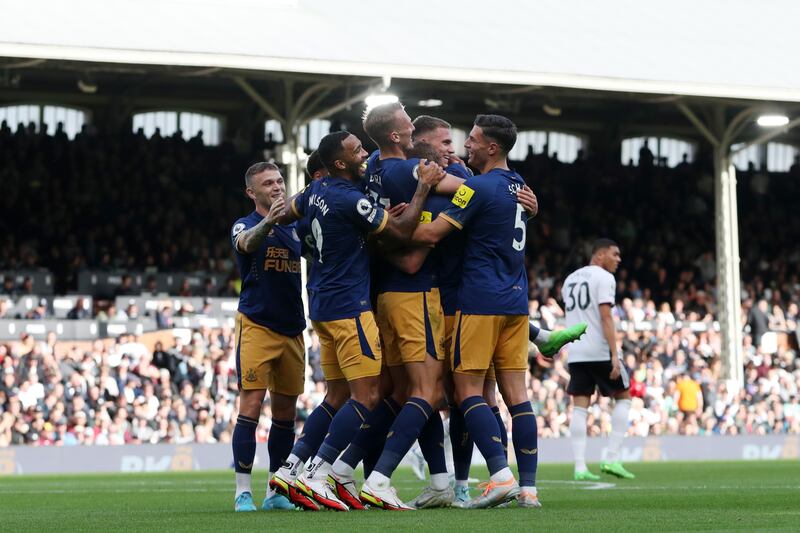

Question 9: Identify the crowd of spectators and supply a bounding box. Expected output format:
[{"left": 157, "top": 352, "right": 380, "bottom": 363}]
[{"left": 1, "top": 124, "right": 798, "bottom": 447}]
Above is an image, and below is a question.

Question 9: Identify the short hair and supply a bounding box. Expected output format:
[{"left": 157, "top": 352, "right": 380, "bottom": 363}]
[
  {"left": 406, "top": 142, "right": 441, "bottom": 165},
  {"left": 592, "top": 238, "right": 619, "bottom": 254},
  {"left": 305, "top": 150, "right": 325, "bottom": 179},
  {"left": 474, "top": 114, "right": 517, "bottom": 155},
  {"left": 412, "top": 115, "right": 451, "bottom": 140},
  {"left": 244, "top": 161, "right": 280, "bottom": 186},
  {"left": 317, "top": 131, "right": 352, "bottom": 174},
  {"left": 363, "top": 102, "right": 404, "bottom": 146}
]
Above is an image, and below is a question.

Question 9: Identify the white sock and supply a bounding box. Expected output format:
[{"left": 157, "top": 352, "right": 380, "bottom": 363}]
[
  {"left": 306, "top": 457, "right": 331, "bottom": 480},
  {"left": 607, "top": 399, "right": 631, "bottom": 462},
  {"left": 489, "top": 467, "right": 514, "bottom": 484},
  {"left": 277, "top": 453, "right": 302, "bottom": 479},
  {"left": 235, "top": 472, "right": 252, "bottom": 499},
  {"left": 532, "top": 327, "right": 551, "bottom": 347},
  {"left": 570, "top": 406, "right": 588, "bottom": 472},
  {"left": 366, "top": 471, "right": 391, "bottom": 490},
  {"left": 455, "top": 479, "right": 469, "bottom": 488},
  {"left": 520, "top": 486, "right": 537, "bottom": 496},
  {"left": 331, "top": 457, "right": 355, "bottom": 481},
  {"left": 430, "top": 473, "right": 449, "bottom": 491}
]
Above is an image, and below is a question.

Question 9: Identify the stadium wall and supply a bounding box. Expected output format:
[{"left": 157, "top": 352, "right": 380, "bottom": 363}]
[{"left": 2, "top": 435, "right": 798, "bottom": 475}]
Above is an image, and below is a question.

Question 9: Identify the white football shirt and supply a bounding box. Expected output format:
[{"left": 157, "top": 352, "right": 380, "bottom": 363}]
[{"left": 563, "top": 265, "right": 616, "bottom": 362}]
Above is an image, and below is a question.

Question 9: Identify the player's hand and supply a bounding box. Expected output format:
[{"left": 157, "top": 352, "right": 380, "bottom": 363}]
[
  {"left": 387, "top": 202, "right": 408, "bottom": 218},
  {"left": 265, "top": 195, "right": 285, "bottom": 225},
  {"left": 447, "top": 154, "right": 466, "bottom": 167},
  {"left": 609, "top": 360, "right": 621, "bottom": 380},
  {"left": 418, "top": 159, "right": 446, "bottom": 187},
  {"left": 517, "top": 185, "right": 538, "bottom": 217}
]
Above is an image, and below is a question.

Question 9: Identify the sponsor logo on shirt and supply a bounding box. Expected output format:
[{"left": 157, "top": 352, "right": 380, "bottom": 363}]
[{"left": 451, "top": 184, "right": 475, "bottom": 208}]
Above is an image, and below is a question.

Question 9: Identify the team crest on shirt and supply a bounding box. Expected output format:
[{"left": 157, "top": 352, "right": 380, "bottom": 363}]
[
  {"left": 244, "top": 368, "right": 257, "bottom": 382},
  {"left": 451, "top": 184, "right": 475, "bottom": 208}
]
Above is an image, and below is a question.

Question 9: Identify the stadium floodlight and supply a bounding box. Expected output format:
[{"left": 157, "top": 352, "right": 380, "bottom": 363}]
[
  {"left": 365, "top": 93, "right": 399, "bottom": 111},
  {"left": 756, "top": 114, "right": 789, "bottom": 127},
  {"left": 417, "top": 99, "right": 443, "bottom": 108}
]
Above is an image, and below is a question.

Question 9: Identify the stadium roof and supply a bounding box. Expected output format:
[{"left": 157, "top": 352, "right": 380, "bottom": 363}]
[{"left": 2, "top": 0, "right": 800, "bottom": 103}]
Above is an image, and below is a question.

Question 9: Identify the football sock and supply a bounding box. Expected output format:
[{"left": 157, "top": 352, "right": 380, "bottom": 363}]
[
  {"left": 607, "top": 399, "right": 631, "bottom": 462},
  {"left": 570, "top": 406, "right": 588, "bottom": 472},
  {"left": 290, "top": 400, "right": 336, "bottom": 465},
  {"left": 491, "top": 405, "right": 508, "bottom": 459},
  {"left": 449, "top": 404, "right": 473, "bottom": 482},
  {"left": 530, "top": 323, "right": 551, "bottom": 346},
  {"left": 362, "top": 397, "right": 401, "bottom": 477},
  {"left": 315, "top": 399, "right": 369, "bottom": 466},
  {"left": 267, "top": 418, "right": 295, "bottom": 474},
  {"left": 335, "top": 397, "right": 400, "bottom": 479},
  {"left": 232, "top": 414, "right": 258, "bottom": 498},
  {"left": 509, "top": 401, "right": 538, "bottom": 488},
  {"left": 372, "top": 397, "right": 432, "bottom": 482},
  {"left": 460, "top": 396, "right": 507, "bottom": 476},
  {"left": 418, "top": 411, "right": 448, "bottom": 484}
]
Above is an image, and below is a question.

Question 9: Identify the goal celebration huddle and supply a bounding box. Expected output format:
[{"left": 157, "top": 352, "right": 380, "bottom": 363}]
[{"left": 229, "top": 101, "right": 631, "bottom": 513}]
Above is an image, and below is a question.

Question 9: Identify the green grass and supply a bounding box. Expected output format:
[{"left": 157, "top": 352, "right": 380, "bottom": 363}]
[{"left": 2, "top": 461, "right": 799, "bottom": 532}]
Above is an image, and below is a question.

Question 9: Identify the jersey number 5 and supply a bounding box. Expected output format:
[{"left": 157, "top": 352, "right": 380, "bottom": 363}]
[
  {"left": 311, "top": 217, "right": 324, "bottom": 263},
  {"left": 512, "top": 203, "right": 526, "bottom": 251},
  {"left": 565, "top": 281, "right": 591, "bottom": 311}
]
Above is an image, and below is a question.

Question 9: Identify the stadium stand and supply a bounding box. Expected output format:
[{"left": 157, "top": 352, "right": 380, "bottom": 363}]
[{"left": 1, "top": 125, "right": 798, "bottom": 447}]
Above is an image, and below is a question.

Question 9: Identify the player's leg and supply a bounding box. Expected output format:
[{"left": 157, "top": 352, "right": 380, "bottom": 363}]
[
  {"left": 362, "top": 290, "right": 449, "bottom": 510},
  {"left": 495, "top": 315, "right": 540, "bottom": 508},
  {"left": 599, "top": 363, "right": 635, "bottom": 479},
  {"left": 233, "top": 388, "right": 266, "bottom": 511},
  {"left": 443, "top": 311, "right": 473, "bottom": 503},
  {"left": 297, "top": 313, "right": 382, "bottom": 511},
  {"left": 231, "top": 312, "right": 268, "bottom": 512},
  {"left": 484, "top": 369, "right": 508, "bottom": 459},
  {"left": 530, "top": 320, "right": 588, "bottom": 357},
  {"left": 451, "top": 314, "right": 519, "bottom": 509},
  {"left": 261, "top": 331, "right": 304, "bottom": 510},
  {"left": 567, "top": 361, "right": 599, "bottom": 481}
]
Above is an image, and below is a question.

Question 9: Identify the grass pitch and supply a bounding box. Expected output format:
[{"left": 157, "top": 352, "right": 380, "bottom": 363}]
[{"left": 2, "top": 461, "right": 799, "bottom": 532}]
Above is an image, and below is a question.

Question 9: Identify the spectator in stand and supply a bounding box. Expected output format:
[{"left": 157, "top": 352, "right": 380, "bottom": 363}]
[{"left": 67, "top": 298, "right": 92, "bottom": 320}]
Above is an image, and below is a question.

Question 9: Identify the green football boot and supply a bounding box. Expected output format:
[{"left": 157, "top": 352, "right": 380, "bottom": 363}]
[
  {"left": 600, "top": 461, "right": 635, "bottom": 479},
  {"left": 574, "top": 469, "right": 601, "bottom": 481},
  {"left": 537, "top": 322, "right": 588, "bottom": 357}
]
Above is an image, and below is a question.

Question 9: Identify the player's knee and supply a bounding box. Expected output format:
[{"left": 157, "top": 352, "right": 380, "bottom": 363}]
[
  {"left": 239, "top": 390, "right": 266, "bottom": 419},
  {"left": 324, "top": 380, "right": 350, "bottom": 408}
]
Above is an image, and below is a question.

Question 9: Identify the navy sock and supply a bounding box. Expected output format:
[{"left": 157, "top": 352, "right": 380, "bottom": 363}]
[
  {"left": 418, "top": 411, "right": 447, "bottom": 475},
  {"left": 317, "top": 399, "right": 369, "bottom": 464},
  {"left": 509, "top": 401, "right": 538, "bottom": 488},
  {"left": 491, "top": 405, "right": 508, "bottom": 459},
  {"left": 373, "top": 397, "right": 432, "bottom": 478},
  {"left": 529, "top": 322, "right": 541, "bottom": 342},
  {"left": 232, "top": 414, "right": 258, "bottom": 474},
  {"left": 460, "top": 396, "right": 507, "bottom": 475},
  {"left": 449, "top": 404, "right": 473, "bottom": 481},
  {"left": 340, "top": 397, "right": 400, "bottom": 471},
  {"left": 267, "top": 418, "right": 295, "bottom": 473},
  {"left": 291, "top": 401, "right": 337, "bottom": 463}
]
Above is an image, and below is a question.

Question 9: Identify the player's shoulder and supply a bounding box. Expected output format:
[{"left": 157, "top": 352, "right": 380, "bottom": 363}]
[
  {"left": 445, "top": 162, "right": 472, "bottom": 180},
  {"left": 384, "top": 156, "right": 420, "bottom": 178},
  {"left": 231, "top": 211, "right": 259, "bottom": 236}
]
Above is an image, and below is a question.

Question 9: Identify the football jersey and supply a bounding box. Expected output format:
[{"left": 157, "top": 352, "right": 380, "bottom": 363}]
[
  {"left": 291, "top": 175, "right": 387, "bottom": 322},
  {"left": 364, "top": 152, "right": 439, "bottom": 293},
  {"left": 434, "top": 162, "right": 472, "bottom": 315},
  {"left": 439, "top": 168, "right": 529, "bottom": 315},
  {"left": 563, "top": 265, "right": 617, "bottom": 362},
  {"left": 231, "top": 212, "right": 305, "bottom": 337}
]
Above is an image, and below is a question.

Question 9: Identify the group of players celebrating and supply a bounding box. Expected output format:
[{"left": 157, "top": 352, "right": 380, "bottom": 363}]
[{"left": 229, "top": 102, "right": 633, "bottom": 513}]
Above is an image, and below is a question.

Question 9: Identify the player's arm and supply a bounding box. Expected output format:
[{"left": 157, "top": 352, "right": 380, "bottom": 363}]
[
  {"left": 379, "top": 161, "right": 445, "bottom": 241},
  {"left": 434, "top": 172, "right": 465, "bottom": 195},
  {"left": 600, "top": 303, "right": 621, "bottom": 379},
  {"left": 409, "top": 216, "right": 455, "bottom": 246},
  {"left": 517, "top": 185, "right": 538, "bottom": 218},
  {"left": 381, "top": 246, "right": 432, "bottom": 275},
  {"left": 235, "top": 196, "right": 287, "bottom": 254}
]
